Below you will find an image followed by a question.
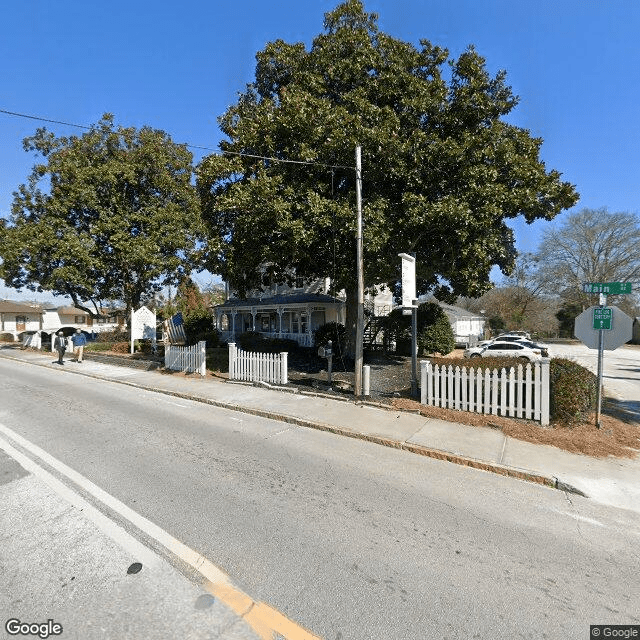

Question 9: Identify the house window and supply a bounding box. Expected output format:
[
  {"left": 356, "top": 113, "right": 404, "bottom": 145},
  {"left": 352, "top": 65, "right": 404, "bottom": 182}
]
[
  {"left": 294, "top": 275, "right": 304, "bottom": 289},
  {"left": 16, "top": 316, "right": 26, "bottom": 331},
  {"left": 74, "top": 315, "right": 86, "bottom": 324}
]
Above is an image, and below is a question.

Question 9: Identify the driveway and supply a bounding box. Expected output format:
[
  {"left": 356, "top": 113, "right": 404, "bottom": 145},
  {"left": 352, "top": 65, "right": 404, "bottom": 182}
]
[{"left": 547, "top": 342, "right": 640, "bottom": 419}]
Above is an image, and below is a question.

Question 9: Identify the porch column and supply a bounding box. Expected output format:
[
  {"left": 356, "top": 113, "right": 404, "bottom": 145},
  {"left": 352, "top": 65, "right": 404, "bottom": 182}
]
[
  {"left": 277, "top": 307, "right": 284, "bottom": 337},
  {"left": 251, "top": 307, "right": 257, "bottom": 332},
  {"left": 306, "top": 304, "right": 312, "bottom": 346},
  {"left": 231, "top": 311, "right": 237, "bottom": 340}
]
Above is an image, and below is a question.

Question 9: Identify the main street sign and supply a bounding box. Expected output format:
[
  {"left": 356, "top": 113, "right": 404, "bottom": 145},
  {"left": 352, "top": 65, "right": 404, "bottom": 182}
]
[
  {"left": 575, "top": 306, "right": 632, "bottom": 350},
  {"left": 592, "top": 307, "right": 612, "bottom": 330},
  {"left": 582, "top": 282, "right": 633, "bottom": 295}
]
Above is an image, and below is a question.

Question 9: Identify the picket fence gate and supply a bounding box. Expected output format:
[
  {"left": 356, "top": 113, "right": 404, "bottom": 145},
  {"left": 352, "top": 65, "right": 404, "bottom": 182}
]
[
  {"left": 420, "top": 358, "right": 550, "bottom": 426},
  {"left": 228, "top": 343, "right": 288, "bottom": 385},
  {"left": 165, "top": 341, "right": 206, "bottom": 377}
]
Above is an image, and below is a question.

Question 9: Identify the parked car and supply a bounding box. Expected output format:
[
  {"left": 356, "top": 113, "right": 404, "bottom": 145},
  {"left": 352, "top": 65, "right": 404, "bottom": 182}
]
[
  {"left": 464, "top": 340, "right": 543, "bottom": 362},
  {"left": 518, "top": 340, "right": 549, "bottom": 357},
  {"left": 497, "top": 331, "right": 531, "bottom": 340}
]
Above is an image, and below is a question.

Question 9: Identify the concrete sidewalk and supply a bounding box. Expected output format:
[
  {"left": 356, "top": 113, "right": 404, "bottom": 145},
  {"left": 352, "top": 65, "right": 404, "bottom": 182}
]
[{"left": 2, "top": 347, "right": 639, "bottom": 514}]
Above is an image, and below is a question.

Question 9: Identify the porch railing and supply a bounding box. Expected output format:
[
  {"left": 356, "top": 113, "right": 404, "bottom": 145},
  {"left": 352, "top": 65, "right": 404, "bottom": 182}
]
[{"left": 219, "top": 330, "right": 312, "bottom": 347}]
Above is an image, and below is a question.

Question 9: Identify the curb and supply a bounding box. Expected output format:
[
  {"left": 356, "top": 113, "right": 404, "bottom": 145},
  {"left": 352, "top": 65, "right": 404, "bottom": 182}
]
[{"left": 0, "top": 351, "right": 588, "bottom": 498}]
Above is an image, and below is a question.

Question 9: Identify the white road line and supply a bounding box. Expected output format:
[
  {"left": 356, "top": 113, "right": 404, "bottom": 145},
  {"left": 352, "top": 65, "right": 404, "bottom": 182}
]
[{"left": 0, "top": 422, "right": 320, "bottom": 640}]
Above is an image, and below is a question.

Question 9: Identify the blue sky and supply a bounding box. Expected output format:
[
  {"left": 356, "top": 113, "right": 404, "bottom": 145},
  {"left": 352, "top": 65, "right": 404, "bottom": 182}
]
[{"left": 1, "top": 0, "right": 639, "bottom": 302}]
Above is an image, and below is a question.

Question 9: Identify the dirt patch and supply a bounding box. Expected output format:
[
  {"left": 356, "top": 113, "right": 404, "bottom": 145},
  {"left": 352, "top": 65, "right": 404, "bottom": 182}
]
[{"left": 392, "top": 397, "right": 640, "bottom": 459}]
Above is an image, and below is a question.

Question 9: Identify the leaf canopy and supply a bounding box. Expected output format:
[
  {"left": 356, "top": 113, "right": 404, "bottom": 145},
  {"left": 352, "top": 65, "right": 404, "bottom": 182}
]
[
  {"left": 0, "top": 114, "right": 204, "bottom": 316},
  {"left": 198, "top": 0, "right": 578, "bottom": 303}
]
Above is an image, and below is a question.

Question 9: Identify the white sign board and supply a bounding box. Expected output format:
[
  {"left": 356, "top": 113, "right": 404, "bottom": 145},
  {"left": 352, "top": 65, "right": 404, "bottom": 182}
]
[
  {"left": 574, "top": 306, "right": 632, "bottom": 350},
  {"left": 398, "top": 253, "right": 417, "bottom": 312},
  {"left": 131, "top": 306, "right": 156, "bottom": 340}
]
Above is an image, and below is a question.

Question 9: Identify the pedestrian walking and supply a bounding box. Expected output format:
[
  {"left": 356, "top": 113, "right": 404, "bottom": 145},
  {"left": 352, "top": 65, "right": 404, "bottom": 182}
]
[
  {"left": 71, "top": 328, "right": 87, "bottom": 363},
  {"left": 54, "top": 331, "right": 67, "bottom": 365}
]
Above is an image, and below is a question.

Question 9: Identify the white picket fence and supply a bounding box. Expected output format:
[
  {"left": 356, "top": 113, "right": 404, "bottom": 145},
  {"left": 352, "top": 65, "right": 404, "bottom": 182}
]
[
  {"left": 420, "top": 358, "right": 550, "bottom": 425},
  {"left": 228, "top": 343, "right": 288, "bottom": 384},
  {"left": 165, "top": 341, "right": 206, "bottom": 376}
]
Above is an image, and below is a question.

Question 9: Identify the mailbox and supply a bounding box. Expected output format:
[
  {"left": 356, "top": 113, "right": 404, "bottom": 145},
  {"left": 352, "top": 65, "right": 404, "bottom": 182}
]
[
  {"left": 318, "top": 341, "right": 332, "bottom": 358},
  {"left": 318, "top": 341, "right": 333, "bottom": 358}
]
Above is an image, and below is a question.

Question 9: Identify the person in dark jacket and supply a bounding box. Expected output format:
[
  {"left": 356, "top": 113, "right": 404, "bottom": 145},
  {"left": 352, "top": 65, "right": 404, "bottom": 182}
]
[
  {"left": 71, "top": 328, "right": 87, "bottom": 362},
  {"left": 54, "top": 331, "right": 67, "bottom": 365}
]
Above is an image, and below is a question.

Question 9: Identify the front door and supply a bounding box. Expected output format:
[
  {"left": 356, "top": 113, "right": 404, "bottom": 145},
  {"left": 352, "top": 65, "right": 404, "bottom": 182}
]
[{"left": 16, "top": 316, "right": 26, "bottom": 331}]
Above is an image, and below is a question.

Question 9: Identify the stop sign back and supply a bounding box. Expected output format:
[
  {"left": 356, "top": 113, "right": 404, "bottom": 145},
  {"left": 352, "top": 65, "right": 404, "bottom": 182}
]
[{"left": 574, "top": 306, "right": 633, "bottom": 350}]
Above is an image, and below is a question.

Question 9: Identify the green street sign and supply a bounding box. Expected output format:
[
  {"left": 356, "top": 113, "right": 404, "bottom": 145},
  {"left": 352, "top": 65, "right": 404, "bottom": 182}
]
[
  {"left": 593, "top": 307, "right": 613, "bottom": 330},
  {"left": 583, "top": 282, "right": 633, "bottom": 295}
]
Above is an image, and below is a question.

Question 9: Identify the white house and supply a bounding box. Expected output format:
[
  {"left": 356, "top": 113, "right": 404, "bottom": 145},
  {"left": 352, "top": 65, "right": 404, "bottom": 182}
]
[
  {"left": 0, "top": 300, "right": 44, "bottom": 341},
  {"left": 437, "top": 302, "right": 486, "bottom": 347},
  {"left": 41, "top": 305, "right": 125, "bottom": 335},
  {"left": 0, "top": 299, "right": 127, "bottom": 347},
  {"left": 214, "top": 277, "right": 345, "bottom": 347}
]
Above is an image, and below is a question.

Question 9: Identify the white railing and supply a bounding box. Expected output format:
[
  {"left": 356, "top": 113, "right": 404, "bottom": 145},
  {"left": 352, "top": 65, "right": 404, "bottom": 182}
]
[
  {"left": 219, "top": 331, "right": 312, "bottom": 347},
  {"left": 165, "top": 341, "right": 206, "bottom": 377},
  {"left": 420, "top": 358, "right": 550, "bottom": 426},
  {"left": 228, "top": 343, "right": 288, "bottom": 384}
]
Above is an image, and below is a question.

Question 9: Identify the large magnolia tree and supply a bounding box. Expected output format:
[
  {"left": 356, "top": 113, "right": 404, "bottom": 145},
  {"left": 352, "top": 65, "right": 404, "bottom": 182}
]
[
  {"left": 198, "top": 0, "right": 578, "bottom": 353},
  {"left": 0, "top": 114, "right": 204, "bottom": 318}
]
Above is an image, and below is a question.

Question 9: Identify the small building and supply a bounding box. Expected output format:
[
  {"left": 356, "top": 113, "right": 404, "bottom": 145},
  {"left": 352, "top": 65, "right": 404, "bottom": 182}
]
[
  {"left": 436, "top": 302, "right": 486, "bottom": 348},
  {"left": 0, "top": 300, "right": 44, "bottom": 341}
]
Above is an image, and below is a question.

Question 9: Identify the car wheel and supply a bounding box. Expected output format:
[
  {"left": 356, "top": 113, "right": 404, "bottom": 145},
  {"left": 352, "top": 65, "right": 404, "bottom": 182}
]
[
  {"left": 470, "top": 354, "right": 481, "bottom": 359},
  {"left": 518, "top": 356, "right": 530, "bottom": 362}
]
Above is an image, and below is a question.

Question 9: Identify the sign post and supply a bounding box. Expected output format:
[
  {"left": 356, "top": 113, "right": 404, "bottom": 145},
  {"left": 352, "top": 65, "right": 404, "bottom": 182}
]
[
  {"left": 399, "top": 253, "right": 418, "bottom": 396},
  {"left": 575, "top": 282, "right": 633, "bottom": 427}
]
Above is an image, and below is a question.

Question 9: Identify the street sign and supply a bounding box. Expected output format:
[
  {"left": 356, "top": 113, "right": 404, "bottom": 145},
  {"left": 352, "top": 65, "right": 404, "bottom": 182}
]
[
  {"left": 575, "top": 306, "right": 632, "bottom": 350},
  {"left": 592, "top": 307, "right": 612, "bottom": 330},
  {"left": 398, "top": 253, "right": 416, "bottom": 310},
  {"left": 582, "top": 282, "right": 632, "bottom": 295}
]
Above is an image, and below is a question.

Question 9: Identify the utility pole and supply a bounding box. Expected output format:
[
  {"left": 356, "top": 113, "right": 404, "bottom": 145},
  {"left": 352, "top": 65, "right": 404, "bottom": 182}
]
[{"left": 354, "top": 145, "right": 364, "bottom": 398}]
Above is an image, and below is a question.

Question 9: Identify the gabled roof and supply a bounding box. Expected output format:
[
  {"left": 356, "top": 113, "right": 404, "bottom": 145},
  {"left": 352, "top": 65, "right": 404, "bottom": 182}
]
[
  {"left": 0, "top": 299, "right": 44, "bottom": 313},
  {"left": 216, "top": 292, "right": 342, "bottom": 309}
]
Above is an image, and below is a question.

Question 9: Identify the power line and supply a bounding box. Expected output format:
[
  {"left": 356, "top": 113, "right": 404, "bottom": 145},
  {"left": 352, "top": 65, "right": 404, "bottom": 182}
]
[{"left": 0, "top": 108, "right": 354, "bottom": 171}]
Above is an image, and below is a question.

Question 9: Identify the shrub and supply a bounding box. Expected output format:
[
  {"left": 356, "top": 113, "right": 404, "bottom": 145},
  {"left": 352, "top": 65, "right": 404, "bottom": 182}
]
[
  {"left": 237, "top": 331, "right": 298, "bottom": 353},
  {"left": 549, "top": 358, "right": 597, "bottom": 425},
  {"left": 206, "top": 347, "right": 228, "bottom": 372},
  {"left": 95, "top": 327, "right": 129, "bottom": 343},
  {"left": 0, "top": 332, "right": 15, "bottom": 342},
  {"left": 85, "top": 342, "right": 113, "bottom": 352},
  {"left": 419, "top": 313, "right": 455, "bottom": 356},
  {"left": 110, "top": 341, "right": 131, "bottom": 354},
  {"left": 313, "top": 322, "right": 346, "bottom": 356},
  {"left": 384, "top": 302, "right": 455, "bottom": 355},
  {"left": 188, "top": 328, "right": 220, "bottom": 348}
]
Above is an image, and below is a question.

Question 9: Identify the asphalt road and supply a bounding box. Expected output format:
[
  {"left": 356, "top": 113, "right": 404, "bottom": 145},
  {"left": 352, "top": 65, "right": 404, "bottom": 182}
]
[{"left": 1, "top": 358, "right": 639, "bottom": 640}]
